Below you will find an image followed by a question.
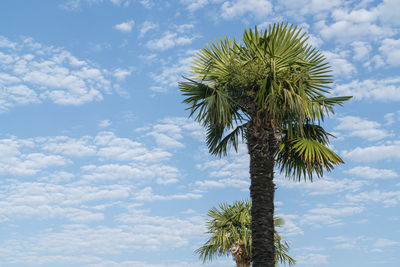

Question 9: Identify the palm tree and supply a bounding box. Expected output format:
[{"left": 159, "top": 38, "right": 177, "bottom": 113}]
[
  {"left": 195, "top": 200, "right": 295, "bottom": 267},
  {"left": 180, "top": 23, "right": 351, "bottom": 266}
]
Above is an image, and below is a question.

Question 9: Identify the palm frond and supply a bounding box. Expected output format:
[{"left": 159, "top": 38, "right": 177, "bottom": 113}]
[
  {"left": 206, "top": 123, "right": 247, "bottom": 156},
  {"left": 275, "top": 232, "right": 296, "bottom": 267},
  {"left": 276, "top": 123, "right": 343, "bottom": 181},
  {"left": 196, "top": 200, "right": 295, "bottom": 266}
]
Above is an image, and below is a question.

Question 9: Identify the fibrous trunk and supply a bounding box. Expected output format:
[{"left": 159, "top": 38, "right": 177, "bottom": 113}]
[
  {"left": 235, "top": 259, "right": 251, "bottom": 267},
  {"left": 247, "top": 116, "right": 276, "bottom": 267}
]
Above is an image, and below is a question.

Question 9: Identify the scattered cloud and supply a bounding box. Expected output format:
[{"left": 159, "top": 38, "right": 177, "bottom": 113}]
[
  {"left": 374, "top": 238, "right": 400, "bottom": 248},
  {"left": 346, "top": 166, "right": 398, "bottom": 179},
  {"left": 109, "top": 0, "right": 132, "bottom": 6},
  {"left": 322, "top": 50, "right": 356, "bottom": 77},
  {"left": 150, "top": 55, "right": 194, "bottom": 91},
  {"left": 60, "top": 0, "right": 132, "bottom": 10},
  {"left": 180, "top": 0, "right": 209, "bottom": 11},
  {"left": 0, "top": 211, "right": 204, "bottom": 264},
  {"left": 133, "top": 187, "right": 202, "bottom": 201},
  {"left": 98, "top": 119, "right": 112, "bottom": 128},
  {"left": 345, "top": 189, "right": 400, "bottom": 207},
  {"left": 342, "top": 142, "right": 400, "bottom": 162},
  {"left": 114, "top": 20, "right": 135, "bottom": 33},
  {"left": 296, "top": 253, "right": 328, "bottom": 265},
  {"left": 139, "top": 21, "right": 158, "bottom": 38},
  {"left": 139, "top": 0, "right": 154, "bottom": 9},
  {"left": 315, "top": 6, "right": 394, "bottom": 43},
  {"left": 379, "top": 38, "right": 400, "bottom": 66},
  {"left": 276, "top": 176, "right": 365, "bottom": 195},
  {"left": 334, "top": 77, "right": 400, "bottom": 101},
  {"left": 113, "top": 67, "right": 133, "bottom": 80},
  {"left": 326, "top": 235, "right": 371, "bottom": 250},
  {"left": 220, "top": 0, "right": 272, "bottom": 20},
  {"left": 301, "top": 205, "right": 364, "bottom": 227},
  {"left": 0, "top": 36, "right": 121, "bottom": 111},
  {"left": 275, "top": 214, "right": 304, "bottom": 236},
  {"left": 335, "top": 116, "right": 389, "bottom": 141},
  {"left": 351, "top": 41, "right": 371, "bottom": 61},
  {"left": 146, "top": 30, "right": 195, "bottom": 50}
]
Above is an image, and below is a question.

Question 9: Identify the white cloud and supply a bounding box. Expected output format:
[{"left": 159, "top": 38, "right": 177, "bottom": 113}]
[
  {"left": 376, "top": 0, "right": 400, "bottom": 26},
  {"left": 0, "top": 137, "right": 69, "bottom": 176},
  {"left": 139, "top": 0, "right": 154, "bottom": 8},
  {"left": 146, "top": 31, "right": 195, "bottom": 50},
  {"left": 326, "top": 235, "right": 371, "bottom": 250},
  {"left": 180, "top": 0, "right": 209, "bottom": 11},
  {"left": 322, "top": 51, "right": 356, "bottom": 77},
  {"left": 220, "top": 0, "right": 272, "bottom": 20},
  {"left": 0, "top": 36, "right": 118, "bottom": 111},
  {"left": 39, "top": 136, "right": 97, "bottom": 157},
  {"left": 81, "top": 163, "right": 179, "bottom": 184},
  {"left": 275, "top": 0, "right": 343, "bottom": 20},
  {"left": 332, "top": 8, "right": 377, "bottom": 23},
  {"left": 315, "top": 17, "right": 393, "bottom": 43},
  {"left": 345, "top": 190, "right": 400, "bottom": 207},
  {"left": 139, "top": 21, "right": 158, "bottom": 38},
  {"left": 133, "top": 187, "right": 202, "bottom": 201},
  {"left": 196, "top": 144, "right": 249, "bottom": 180},
  {"left": 302, "top": 0, "right": 343, "bottom": 17},
  {"left": 195, "top": 178, "right": 249, "bottom": 190},
  {"left": 114, "top": 20, "right": 135, "bottom": 33},
  {"left": 307, "top": 206, "right": 364, "bottom": 216},
  {"left": 384, "top": 112, "right": 396, "bottom": 125},
  {"left": 98, "top": 119, "right": 111, "bottom": 128},
  {"left": 113, "top": 67, "right": 132, "bottom": 80},
  {"left": 0, "top": 36, "right": 17, "bottom": 49},
  {"left": 276, "top": 176, "right": 365, "bottom": 195},
  {"left": 342, "top": 143, "right": 400, "bottom": 162},
  {"left": 60, "top": 0, "right": 83, "bottom": 11},
  {"left": 374, "top": 238, "right": 400, "bottom": 248},
  {"left": 61, "top": 0, "right": 132, "bottom": 11},
  {"left": 300, "top": 205, "right": 364, "bottom": 227},
  {"left": 109, "top": 0, "right": 131, "bottom": 6},
  {"left": 21, "top": 214, "right": 202, "bottom": 257},
  {"left": 334, "top": 77, "right": 400, "bottom": 101},
  {"left": 335, "top": 116, "right": 389, "bottom": 141},
  {"left": 273, "top": 213, "right": 304, "bottom": 236},
  {"left": 150, "top": 55, "right": 194, "bottom": 91},
  {"left": 0, "top": 181, "right": 131, "bottom": 222},
  {"left": 95, "top": 131, "right": 172, "bottom": 162},
  {"left": 379, "top": 38, "right": 400, "bottom": 66},
  {"left": 147, "top": 132, "right": 185, "bottom": 149},
  {"left": 351, "top": 41, "right": 371, "bottom": 61},
  {"left": 296, "top": 253, "right": 328, "bottom": 265},
  {"left": 346, "top": 166, "right": 398, "bottom": 179}
]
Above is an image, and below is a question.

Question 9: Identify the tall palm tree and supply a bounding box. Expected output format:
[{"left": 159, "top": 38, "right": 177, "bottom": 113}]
[
  {"left": 195, "top": 200, "right": 295, "bottom": 267},
  {"left": 180, "top": 23, "right": 351, "bottom": 266}
]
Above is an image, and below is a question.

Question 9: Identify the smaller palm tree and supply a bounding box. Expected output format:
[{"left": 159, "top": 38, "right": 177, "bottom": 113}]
[{"left": 196, "top": 200, "right": 295, "bottom": 267}]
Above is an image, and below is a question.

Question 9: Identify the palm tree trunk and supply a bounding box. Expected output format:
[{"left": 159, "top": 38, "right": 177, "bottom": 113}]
[
  {"left": 247, "top": 116, "right": 276, "bottom": 267},
  {"left": 236, "top": 259, "right": 251, "bottom": 267}
]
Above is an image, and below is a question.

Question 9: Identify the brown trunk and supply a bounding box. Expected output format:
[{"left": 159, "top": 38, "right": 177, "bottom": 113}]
[
  {"left": 235, "top": 258, "right": 251, "bottom": 267},
  {"left": 247, "top": 115, "right": 276, "bottom": 267}
]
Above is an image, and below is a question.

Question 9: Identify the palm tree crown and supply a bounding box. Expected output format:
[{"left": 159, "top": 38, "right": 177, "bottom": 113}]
[
  {"left": 196, "top": 200, "right": 295, "bottom": 267},
  {"left": 180, "top": 23, "right": 351, "bottom": 266}
]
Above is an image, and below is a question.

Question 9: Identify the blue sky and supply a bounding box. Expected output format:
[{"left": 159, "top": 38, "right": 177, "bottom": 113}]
[{"left": 0, "top": 0, "right": 399, "bottom": 266}]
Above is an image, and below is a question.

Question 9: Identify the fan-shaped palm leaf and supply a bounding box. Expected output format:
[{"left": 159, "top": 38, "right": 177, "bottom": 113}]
[{"left": 195, "top": 200, "right": 295, "bottom": 266}]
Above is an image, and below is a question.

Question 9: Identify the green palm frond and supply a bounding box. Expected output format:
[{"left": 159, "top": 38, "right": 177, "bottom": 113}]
[
  {"left": 195, "top": 200, "right": 252, "bottom": 263},
  {"left": 181, "top": 22, "right": 351, "bottom": 180},
  {"left": 275, "top": 232, "right": 296, "bottom": 267},
  {"left": 196, "top": 200, "right": 295, "bottom": 266},
  {"left": 180, "top": 78, "right": 244, "bottom": 126},
  {"left": 276, "top": 123, "right": 343, "bottom": 180},
  {"left": 206, "top": 123, "right": 247, "bottom": 156}
]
